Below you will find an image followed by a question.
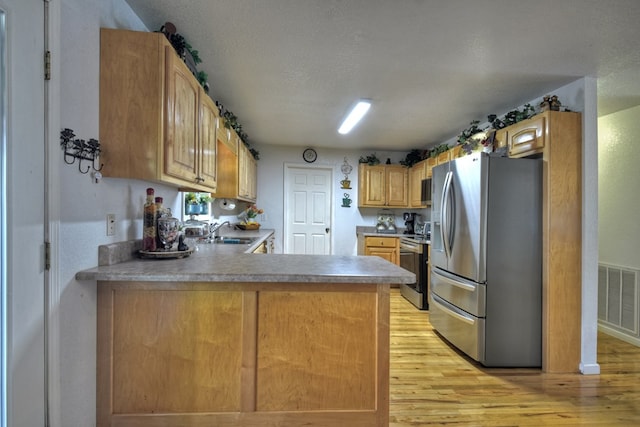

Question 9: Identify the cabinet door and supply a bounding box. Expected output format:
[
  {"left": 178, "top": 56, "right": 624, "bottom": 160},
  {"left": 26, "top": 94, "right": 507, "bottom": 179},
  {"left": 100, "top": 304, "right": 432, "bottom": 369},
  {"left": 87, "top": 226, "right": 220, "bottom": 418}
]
[
  {"left": 215, "top": 128, "right": 240, "bottom": 199},
  {"left": 436, "top": 150, "right": 451, "bottom": 165},
  {"left": 246, "top": 152, "right": 257, "bottom": 200},
  {"left": 198, "top": 92, "right": 218, "bottom": 190},
  {"left": 358, "top": 165, "right": 386, "bottom": 207},
  {"left": 425, "top": 157, "right": 437, "bottom": 178},
  {"left": 386, "top": 166, "right": 408, "bottom": 207},
  {"left": 365, "top": 247, "right": 398, "bottom": 265},
  {"left": 238, "top": 142, "right": 257, "bottom": 202},
  {"left": 494, "top": 128, "right": 507, "bottom": 151},
  {"left": 164, "top": 48, "right": 200, "bottom": 182},
  {"left": 450, "top": 145, "right": 463, "bottom": 159},
  {"left": 409, "top": 161, "right": 426, "bottom": 208},
  {"left": 507, "top": 115, "right": 546, "bottom": 158}
]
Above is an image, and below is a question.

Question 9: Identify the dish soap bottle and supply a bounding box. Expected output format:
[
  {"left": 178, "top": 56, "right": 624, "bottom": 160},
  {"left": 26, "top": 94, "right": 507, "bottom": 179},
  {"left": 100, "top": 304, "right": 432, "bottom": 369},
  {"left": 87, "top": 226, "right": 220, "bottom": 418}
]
[{"left": 142, "top": 188, "right": 157, "bottom": 251}]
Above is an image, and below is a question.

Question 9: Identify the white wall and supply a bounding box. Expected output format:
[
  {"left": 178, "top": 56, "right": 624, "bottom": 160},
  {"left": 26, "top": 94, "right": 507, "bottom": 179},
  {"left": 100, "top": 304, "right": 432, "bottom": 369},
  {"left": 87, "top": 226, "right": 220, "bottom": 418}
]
[
  {"left": 598, "top": 105, "right": 640, "bottom": 267},
  {"left": 57, "top": 1, "right": 184, "bottom": 425},
  {"left": 251, "top": 145, "right": 421, "bottom": 255}
]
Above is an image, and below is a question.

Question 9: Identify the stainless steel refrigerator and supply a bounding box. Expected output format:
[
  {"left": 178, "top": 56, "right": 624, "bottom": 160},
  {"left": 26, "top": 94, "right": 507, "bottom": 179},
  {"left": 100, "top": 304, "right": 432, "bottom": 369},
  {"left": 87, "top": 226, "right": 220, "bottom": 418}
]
[{"left": 430, "top": 152, "right": 542, "bottom": 367}]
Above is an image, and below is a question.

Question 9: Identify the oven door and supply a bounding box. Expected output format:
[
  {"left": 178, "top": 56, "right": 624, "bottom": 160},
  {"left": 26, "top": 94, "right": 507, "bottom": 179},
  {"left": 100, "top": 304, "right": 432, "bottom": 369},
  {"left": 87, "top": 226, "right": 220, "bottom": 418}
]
[
  {"left": 399, "top": 239, "right": 425, "bottom": 309},
  {"left": 400, "top": 251, "right": 418, "bottom": 280}
]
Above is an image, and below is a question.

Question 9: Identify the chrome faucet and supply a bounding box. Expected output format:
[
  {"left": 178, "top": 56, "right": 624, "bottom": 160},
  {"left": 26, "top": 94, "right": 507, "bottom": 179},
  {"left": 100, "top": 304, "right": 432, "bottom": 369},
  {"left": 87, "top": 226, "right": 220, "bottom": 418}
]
[{"left": 209, "top": 221, "right": 231, "bottom": 238}]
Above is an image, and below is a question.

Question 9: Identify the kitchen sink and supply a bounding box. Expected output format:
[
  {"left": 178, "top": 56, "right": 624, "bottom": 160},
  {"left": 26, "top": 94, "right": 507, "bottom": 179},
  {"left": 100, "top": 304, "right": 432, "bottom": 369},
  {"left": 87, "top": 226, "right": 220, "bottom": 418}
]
[{"left": 210, "top": 236, "right": 256, "bottom": 245}]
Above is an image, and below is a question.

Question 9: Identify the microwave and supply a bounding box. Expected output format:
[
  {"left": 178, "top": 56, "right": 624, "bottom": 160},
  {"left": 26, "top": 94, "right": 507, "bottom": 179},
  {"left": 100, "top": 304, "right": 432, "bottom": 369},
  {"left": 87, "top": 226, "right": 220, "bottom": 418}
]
[{"left": 420, "top": 178, "right": 432, "bottom": 205}]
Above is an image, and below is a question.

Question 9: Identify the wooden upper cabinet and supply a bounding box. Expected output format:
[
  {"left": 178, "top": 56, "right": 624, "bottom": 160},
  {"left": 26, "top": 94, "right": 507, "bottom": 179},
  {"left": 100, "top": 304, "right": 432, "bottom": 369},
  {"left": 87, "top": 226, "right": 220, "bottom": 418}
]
[
  {"left": 358, "top": 165, "right": 386, "bottom": 207},
  {"left": 506, "top": 114, "right": 546, "bottom": 158},
  {"left": 238, "top": 142, "right": 257, "bottom": 202},
  {"left": 164, "top": 48, "right": 200, "bottom": 183},
  {"left": 99, "top": 28, "right": 217, "bottom": 192},
  {"left": 435, "top": 145, "right": 463, "bottom": 166},
  {"left": 409, "top": 160, "right": 427, "bottom": 208},
  {"left": 386, "top": 166, "right": 409, "bottom": 207},
  {"left": 425, "top": 157, "right": 437, "bottom": 178},
  {"left": 494, "top": 128, "right": 507, "bottom": 151},
  {"left": 358, "top": 164, "right": 408, "bottom": 207},
  {"left": 198, "top": 94, "right": 219, "bottom": 189},
  {"left": 436, "top": 150, "right": 451, "bottom": 165},
  {"left": 215, "top": 127, "right": 257, "bottom": 203}
]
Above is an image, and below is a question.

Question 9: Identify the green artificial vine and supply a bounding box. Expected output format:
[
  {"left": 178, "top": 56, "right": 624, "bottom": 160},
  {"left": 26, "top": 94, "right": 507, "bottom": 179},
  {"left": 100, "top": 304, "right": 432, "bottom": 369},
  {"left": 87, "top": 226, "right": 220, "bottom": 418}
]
[
  {"left": 400, "top": 149, "right": 428, "bottom": 167},
  {"left": 359, "top": 153, "right": 380, "bottom": 165}
]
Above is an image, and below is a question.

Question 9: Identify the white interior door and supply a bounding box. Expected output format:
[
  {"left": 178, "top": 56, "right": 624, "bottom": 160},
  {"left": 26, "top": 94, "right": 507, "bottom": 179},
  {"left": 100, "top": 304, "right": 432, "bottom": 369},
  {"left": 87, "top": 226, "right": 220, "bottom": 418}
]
[
  {"left": 284, "top": 164, "right": 332, "bottom": 254},
  {"left": 2, "top": 0, "right": 46, "bottom": 426}
]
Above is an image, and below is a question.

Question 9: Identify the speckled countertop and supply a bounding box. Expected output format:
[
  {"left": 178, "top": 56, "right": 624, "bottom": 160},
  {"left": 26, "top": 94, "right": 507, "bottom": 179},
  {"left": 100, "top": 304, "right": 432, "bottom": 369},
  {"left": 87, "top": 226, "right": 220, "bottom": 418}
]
[
  {"left": 76, "top": 228, "right": 415, "bottom": 285},
  {"left": 356, "top": 226, "right": 431, "bottom": 248}
]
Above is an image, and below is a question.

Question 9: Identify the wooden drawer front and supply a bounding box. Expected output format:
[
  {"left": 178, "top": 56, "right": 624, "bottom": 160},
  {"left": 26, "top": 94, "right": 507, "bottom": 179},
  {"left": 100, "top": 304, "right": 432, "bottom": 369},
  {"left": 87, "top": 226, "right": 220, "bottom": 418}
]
[
  {"left": 508, "top": 116, "right": 546, "bottom": 158},
  {"left": 365, "top": 236, "right": 397, "bottom": 247}
]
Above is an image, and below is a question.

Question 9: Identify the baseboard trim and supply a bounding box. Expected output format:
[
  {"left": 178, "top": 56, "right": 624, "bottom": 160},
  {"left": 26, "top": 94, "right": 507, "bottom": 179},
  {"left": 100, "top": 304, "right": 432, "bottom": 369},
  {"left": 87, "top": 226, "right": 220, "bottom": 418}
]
[
  {"left": 579, "top": 362, "right": 600, "bottom": 375},
  {"left": 598, "top": 323, "right": 640, "bottom": 348}
]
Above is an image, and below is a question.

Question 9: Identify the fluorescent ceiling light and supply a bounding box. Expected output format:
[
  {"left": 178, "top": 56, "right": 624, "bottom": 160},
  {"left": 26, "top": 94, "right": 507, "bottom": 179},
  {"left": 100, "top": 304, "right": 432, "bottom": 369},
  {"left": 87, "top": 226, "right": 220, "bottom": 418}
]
[{"left": 338, "top": 100, "right": 371, "bottom": 134}]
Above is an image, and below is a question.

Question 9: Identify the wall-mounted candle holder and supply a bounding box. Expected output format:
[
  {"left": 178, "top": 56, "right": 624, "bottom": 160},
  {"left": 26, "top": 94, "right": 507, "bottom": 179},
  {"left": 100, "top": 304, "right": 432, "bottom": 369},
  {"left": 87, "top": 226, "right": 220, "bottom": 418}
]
[
  {"left": 340, "top": 157, "right": 353, "bottom": 189},
  {"left": 60, "top": 128, "right": 104, "bottom": 174},
  {"left": 341, "top": 157, "right": 353, "bottom": 179}
]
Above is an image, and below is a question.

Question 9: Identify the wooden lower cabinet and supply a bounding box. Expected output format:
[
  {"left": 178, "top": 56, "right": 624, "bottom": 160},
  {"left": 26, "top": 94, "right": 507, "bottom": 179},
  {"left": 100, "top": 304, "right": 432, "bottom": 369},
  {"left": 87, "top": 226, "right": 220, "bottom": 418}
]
[
  {"left": 97, "top": 281, "right": 390, "bottom": 427},
  {"left": 364, "top": 236, "right": 399, "bottom": 266}
]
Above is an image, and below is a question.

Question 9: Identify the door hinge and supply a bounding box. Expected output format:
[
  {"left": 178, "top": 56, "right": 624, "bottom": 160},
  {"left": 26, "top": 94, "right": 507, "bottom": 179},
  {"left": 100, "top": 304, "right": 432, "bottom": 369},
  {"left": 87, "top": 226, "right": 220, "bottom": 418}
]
[
  {"left": 44, "top": 50, "right": 51, "bottom": 81},
  {"left": 45, "top": 241, "right": 51, "bottom": 270}
]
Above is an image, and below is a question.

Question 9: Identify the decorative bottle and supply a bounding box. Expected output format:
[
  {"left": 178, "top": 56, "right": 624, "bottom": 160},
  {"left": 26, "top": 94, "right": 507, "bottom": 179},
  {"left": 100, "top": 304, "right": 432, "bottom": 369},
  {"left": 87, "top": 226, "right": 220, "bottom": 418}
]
[
  {"left": 154, "top": 196, "right": 165, "bottom": 248},
  {"left": 142, "top": 188, "right": 157, "bottom": 251}
]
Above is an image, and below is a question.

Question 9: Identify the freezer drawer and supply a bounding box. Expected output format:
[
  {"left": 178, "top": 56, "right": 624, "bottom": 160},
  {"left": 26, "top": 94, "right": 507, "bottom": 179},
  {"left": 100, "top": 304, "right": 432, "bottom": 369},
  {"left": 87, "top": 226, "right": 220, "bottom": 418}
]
[
  {"left": 431, "top": 267, "right": 486, "bottom": 317},
  {"left": 430, "top": 293, "right": 485, "bottom": 362}
]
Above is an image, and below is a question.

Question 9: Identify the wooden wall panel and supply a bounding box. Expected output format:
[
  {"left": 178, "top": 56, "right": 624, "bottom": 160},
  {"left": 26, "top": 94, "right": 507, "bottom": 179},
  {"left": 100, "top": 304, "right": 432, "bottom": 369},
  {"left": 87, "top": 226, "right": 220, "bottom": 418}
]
[
  {"left": 110, "top": 289, "right": 244, "bottom": 413},
  {"left": 256, "top": 291, "right": 378, "bottom": 411}
]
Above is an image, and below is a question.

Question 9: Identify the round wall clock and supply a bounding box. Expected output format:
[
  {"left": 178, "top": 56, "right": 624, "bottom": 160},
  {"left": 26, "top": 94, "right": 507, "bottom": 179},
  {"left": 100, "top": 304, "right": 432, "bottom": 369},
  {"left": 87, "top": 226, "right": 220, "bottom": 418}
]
[{"left": 303, "top": 148, "right": 317, "bottom": 163}]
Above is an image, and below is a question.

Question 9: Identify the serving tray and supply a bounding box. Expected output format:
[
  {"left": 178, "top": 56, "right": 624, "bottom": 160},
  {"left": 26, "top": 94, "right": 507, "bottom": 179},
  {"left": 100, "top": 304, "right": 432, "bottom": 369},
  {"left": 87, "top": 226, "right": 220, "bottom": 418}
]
[{"left": 139, "top": 247, "right": 194, "bottom": 259}]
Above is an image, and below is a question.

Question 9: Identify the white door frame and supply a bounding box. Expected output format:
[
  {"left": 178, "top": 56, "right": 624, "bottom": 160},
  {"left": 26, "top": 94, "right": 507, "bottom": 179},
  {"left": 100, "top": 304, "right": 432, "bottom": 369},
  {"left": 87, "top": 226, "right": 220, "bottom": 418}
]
[
  {"left": 283, "top": 162, "right": 334, "bottom": 255},
  {"left": 1, "top": 0, "right": 60, "bottom": 425}
]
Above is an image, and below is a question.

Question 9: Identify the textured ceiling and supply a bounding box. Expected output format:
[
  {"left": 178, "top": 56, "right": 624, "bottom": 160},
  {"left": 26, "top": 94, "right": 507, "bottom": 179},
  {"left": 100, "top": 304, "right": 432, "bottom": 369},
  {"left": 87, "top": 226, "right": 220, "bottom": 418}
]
[{"left": 124, "top": 0, "right": 640, "bottom": 151}]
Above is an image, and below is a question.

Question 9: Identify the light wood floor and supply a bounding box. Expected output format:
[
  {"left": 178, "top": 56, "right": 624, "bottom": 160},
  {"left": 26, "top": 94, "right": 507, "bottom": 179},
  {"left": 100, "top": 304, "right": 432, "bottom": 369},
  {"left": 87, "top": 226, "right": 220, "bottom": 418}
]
[{"left": 389, "top": 289, "right": 640, "bottom": 426}]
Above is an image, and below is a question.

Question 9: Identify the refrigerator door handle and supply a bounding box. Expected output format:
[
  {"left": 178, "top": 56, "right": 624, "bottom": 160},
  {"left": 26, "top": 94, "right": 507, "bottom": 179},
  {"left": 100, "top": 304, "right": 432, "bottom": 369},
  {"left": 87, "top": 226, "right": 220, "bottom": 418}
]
[
  {"left": 432, "top": 293, "right": 475, "bottom": 325},
  {"left": 433, "top": 267, "right": 477, "bottom": 292},
  {"left": 442, "top": 171, "right": 453, "bottom": 258}
]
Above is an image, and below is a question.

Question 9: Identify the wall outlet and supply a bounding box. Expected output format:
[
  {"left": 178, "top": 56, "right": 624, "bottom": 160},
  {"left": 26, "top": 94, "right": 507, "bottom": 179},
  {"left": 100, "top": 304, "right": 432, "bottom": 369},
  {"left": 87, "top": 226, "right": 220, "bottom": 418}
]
[
  {"left": 106, "top": 214, "right": 116, "bottom": 236},
  {"left": 260, "top": 213, "right": 267, "bottom": 222}
]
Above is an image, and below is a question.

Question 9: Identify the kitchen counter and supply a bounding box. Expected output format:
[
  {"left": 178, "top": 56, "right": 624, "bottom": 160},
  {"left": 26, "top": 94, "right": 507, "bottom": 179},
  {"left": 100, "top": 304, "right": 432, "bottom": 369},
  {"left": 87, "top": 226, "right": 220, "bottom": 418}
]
[
  {"left": 76, "top": 228, "right": 414, "bottom": 284},
  {"left": 79, "top": 229, "right": 413, "bottom": 427}
]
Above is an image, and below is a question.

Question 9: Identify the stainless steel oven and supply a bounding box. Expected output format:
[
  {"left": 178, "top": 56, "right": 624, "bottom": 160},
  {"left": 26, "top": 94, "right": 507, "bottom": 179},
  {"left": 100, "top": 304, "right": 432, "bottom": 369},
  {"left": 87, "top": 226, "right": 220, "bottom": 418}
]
[{"left": 399, "top": 237, "right": 429, "bottom": 310}]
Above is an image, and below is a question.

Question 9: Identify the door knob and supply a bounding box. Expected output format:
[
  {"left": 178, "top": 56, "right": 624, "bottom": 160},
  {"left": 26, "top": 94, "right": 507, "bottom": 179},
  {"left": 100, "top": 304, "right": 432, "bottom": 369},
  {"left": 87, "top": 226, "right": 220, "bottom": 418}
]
[{"left": 325, "top": 228, "right": 330, "bottom": 233}]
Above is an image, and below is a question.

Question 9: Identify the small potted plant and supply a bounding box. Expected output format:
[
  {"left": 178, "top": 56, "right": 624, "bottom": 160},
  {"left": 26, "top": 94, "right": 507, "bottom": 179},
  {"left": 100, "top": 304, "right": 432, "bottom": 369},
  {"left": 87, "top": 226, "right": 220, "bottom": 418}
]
[{"left": 184, "top": 192, "right": 212, "bottom": 215}]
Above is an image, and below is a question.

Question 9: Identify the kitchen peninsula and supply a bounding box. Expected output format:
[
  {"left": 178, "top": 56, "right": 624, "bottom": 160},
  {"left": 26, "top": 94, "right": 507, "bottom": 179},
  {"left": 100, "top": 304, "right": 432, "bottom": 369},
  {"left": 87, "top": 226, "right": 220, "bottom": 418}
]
[{"left": 77, "top": 230, "right": 414, "bottom": 427}]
